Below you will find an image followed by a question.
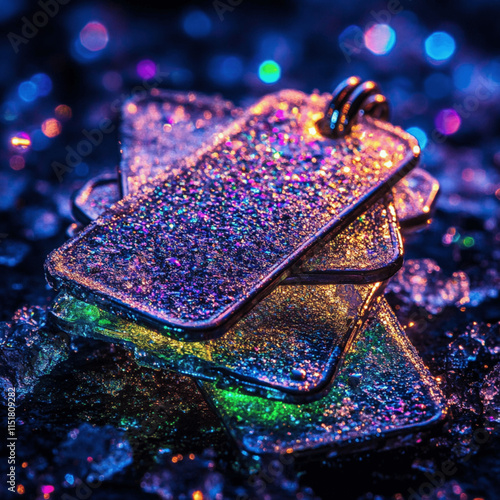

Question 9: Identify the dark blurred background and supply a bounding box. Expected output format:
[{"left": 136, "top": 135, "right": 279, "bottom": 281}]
[{"left": 1, "top": 1, "right": 500, "bottom": 499}]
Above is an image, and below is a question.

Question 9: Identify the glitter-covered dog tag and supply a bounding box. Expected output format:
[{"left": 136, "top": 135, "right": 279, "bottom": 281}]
[
  {"left": 50, "top": 281, "right": 383, "bottom": 402},
  {"left": 393, "top": 167, "right": 440, "bottom": 230},
  {"left": 197, "top": 299, "right": 446, "bottom": 457},
  {"left": 72, "top": 172, "right": 402, "bottom": 284},
  {"left": 72, "top": 173, "right": 120, "bottom": 225},
  {"left": 46, "top": 86, "right": 420, "bottom": 340},
  {"left": 75, "top": 86, "right": 438, "bottom": 238},
  {"left": 288, "top": 195, "right": 402, "bottom": 284},
  {"left": 72, "top": 91, "right": 437, "bottom": 286},
  {"left": 118, "top": 91, "right": 404, "bottom": 284},
  {"left": 119, "top": 90, "right": 242, "bottom": 197}
]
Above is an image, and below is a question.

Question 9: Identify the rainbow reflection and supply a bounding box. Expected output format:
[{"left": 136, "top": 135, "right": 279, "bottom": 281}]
[{"left": 136, "top": 59, "right": 157, "bottom": 79}]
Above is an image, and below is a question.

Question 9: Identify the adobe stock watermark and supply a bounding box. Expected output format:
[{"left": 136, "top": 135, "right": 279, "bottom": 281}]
[
  {"left": 339, "top": 0, "right": 405, "bottom": 63},
  {"left": 6, "top": 386, "right": 16, "bottom": 494},
  {"left": 7, "top": 0, "right": 71, "bottom": 54},
  {"left": 213, "top": 0, "right": 243, "bottom": 21},
  {"left": 52, "top": 71, "right": 168, "bottom": 183}
]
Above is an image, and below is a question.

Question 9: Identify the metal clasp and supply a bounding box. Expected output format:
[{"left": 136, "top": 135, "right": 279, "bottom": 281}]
[{"left": 316, "top": 76, "right": 390, "bottom": 139}]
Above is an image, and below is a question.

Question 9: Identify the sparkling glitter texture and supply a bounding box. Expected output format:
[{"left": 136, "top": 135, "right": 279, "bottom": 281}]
[
  {"left": 292, "top": 196, "right": 402, "bottom": 283},
  {"left": 199, "top": 299, "right": 446, "bottom": 456},
  {"left": 50, "top": 282, "right": 382, "bottom": 401},
  {"left": 387, "top": 258, "right": 470, "bottom": 314},
  {"left": 120, "top": 93, "right": 431, "bottom": 236},
  {"left": 119, "top": 92, "right": 410, "bottom": 282},
  {"left": 393, "top": 168, "right": 440, "bottom": 229},
  {"left": 72, "top": 174, "right": 120, "bottom": 224},
  {"left": 72, "top": 170, "right": 402, "bottom": 283},
  {"left": 120, "top": 90, "right": 242, "bottom": 196},
  {"left": 46, "top": 90, "right": 419, "bottom": 338}
]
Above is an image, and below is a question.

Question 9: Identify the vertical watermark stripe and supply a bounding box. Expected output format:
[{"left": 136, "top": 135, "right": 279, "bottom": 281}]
[{"left": 6, "top": 386, "right": 17, "bottom": 494}]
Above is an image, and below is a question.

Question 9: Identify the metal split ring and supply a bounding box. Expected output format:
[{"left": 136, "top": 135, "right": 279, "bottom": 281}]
[{"left": 316, "top": 76, "right": 390, "bottom": 139}]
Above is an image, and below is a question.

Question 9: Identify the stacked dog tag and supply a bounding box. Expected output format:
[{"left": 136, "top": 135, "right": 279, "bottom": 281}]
[{"left": 47, "top": 77, "right": 445, "bottom": 458}]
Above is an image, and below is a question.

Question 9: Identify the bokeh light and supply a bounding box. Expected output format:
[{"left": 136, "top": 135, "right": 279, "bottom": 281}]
[
  {"left": 55, "top": 104, "right": 72, "bottom": 120},
  {"left": 80, "top": 21, "right": 109, "bottom": 52},
  {"left": 183, "top": 9, "right": 211, "bottom": 38},
  {"left": 406, "top": 126, "right": 428, "bottom": 149},
  {"left": 258, "top": 60, "right": 281, "bottom": 84},
  {"left": 453, "top": 63, "right": 474, "bottom": 90},
  {"left": 435, "top": 109, "right": 461, "bottom": 135},
  {"left": 364, "top": 24, "right": 396, "bottom": 55},
  {"left": 126, "top": 103, "right": 138, "bottom": 115},
  {"left": 209, "top": 55, "right": 244, "bottom": 86},
  {"left": 463, "top": 236, "right": 475, "bottom": 248},
  {"left": 11, "top": 132, "right": 31, "bottom": 151},
  {"left": 425, "top": 31, "right": 456, "bottom": 62},
  {"left": 136, "top": 59, "right": 157, "bottom": 80},
  {"left": 10, "top": 155, "right": 25, "bottom": 171},
  {"left": 18, "top": 81, "right": 38, "bottom": 102},
  {"left": 31, "top": 73, "right": 52, "bottom": 96},
  {"left": 40, "top": 485, "right": 55, "bottom": 495},
  {"left": 41, "top": 118, "right": 62, "bottom": 138}
]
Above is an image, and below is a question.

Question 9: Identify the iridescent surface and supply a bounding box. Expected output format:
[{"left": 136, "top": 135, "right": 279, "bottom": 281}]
[
  {"left": 72, "top": 173, "right": 120, "bottom": 224},
  {"left": 46, "top": 90, "right": 419, "bottom": 337},
  {"left": 393, "top": 167, "right": 440, "bottom": 228},
  {"left": 121, "top": 93, "right": 435, "bottom": 232},
  {"left": 292, "top": 197, "right": 402, "bottom": 282},
  {"left": 50, "top": 282, "right": 382, "bottom": 400},
  {"left": 199, "top": 299, "right": 446, "bottom": 456},
  {"left": 120, "top": 90, "right": 242, "bottom": 196},
  {"left": 75, "top": 172, "right": 403, "bottom": 282},
  {"left": 119, "top": 92, "right": 405, "bottom": 283}
]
